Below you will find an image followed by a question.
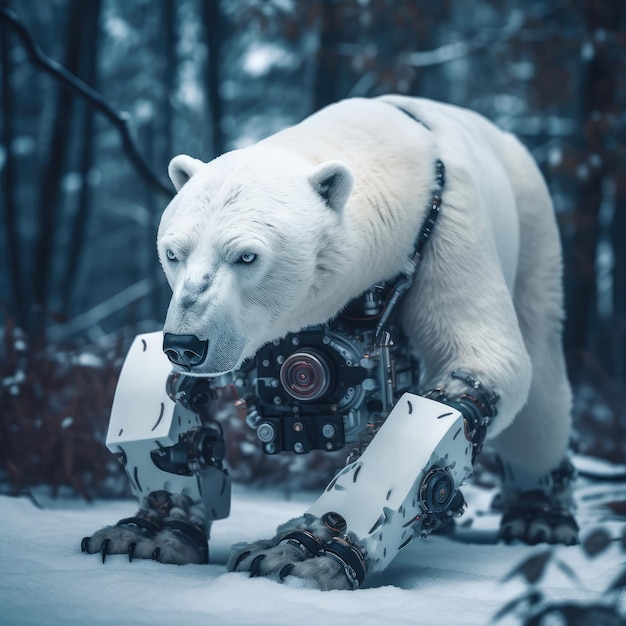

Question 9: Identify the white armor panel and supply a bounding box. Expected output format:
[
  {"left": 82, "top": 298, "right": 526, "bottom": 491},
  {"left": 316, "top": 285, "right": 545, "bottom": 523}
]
[
  {"left": 307, "top": 393, "right": 473, "bottom": 574},
  {"left": 106, "top": 332, "right": 231, "bottom": 521}
]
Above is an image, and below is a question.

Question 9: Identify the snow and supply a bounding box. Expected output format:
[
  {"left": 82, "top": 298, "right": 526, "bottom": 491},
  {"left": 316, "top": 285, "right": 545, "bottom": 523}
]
[
  {"left": 0, "top": 464, "right": 624, "bottom": 626},
  {"left": 243, "top": 43, "right": 298, "bottom": 78}
]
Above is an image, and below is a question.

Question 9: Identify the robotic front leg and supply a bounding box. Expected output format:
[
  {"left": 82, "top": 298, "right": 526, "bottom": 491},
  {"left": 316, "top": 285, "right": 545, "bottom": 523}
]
[
  {"left": 81, "top": 332, "right": 238, "bottom": 564},
  {"left": 229, "top": 390, "right": 486, "bottom": 589}
]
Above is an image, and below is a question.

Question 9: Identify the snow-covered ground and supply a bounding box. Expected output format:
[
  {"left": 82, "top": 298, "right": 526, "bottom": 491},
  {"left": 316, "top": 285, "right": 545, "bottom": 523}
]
[{"left": 1, "top": 458, "right": 625, "bottom": 626}]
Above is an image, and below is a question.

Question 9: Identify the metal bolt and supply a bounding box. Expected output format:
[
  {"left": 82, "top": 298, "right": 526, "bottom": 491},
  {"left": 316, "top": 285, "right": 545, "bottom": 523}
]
[
  {"left": 362, "top": 378, "right": 377, "bottom": 391},
  {"left": 322, "top": 424, "right": 336, "bottom": 438},
  {"left": 273, "top": 396, "right": 282, "bottom": 405},
  {"left": 277, "top": 355, "right": 285, "bottom": 365},
  {"left": 257, "top": 423, "right": 276, "bottom": 443},
  {"left": 360, "top": 356, "right": 375, "bottom": 370},
  {"left": 262, "top": 359, "right": 270, "bottom": 367},
  {"left": 293, "top": 442, "right": 305, "bottom": 453}
]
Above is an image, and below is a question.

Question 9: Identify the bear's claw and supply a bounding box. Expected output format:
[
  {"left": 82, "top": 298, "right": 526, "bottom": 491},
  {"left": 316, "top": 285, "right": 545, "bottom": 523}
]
[
  {"left": 249, "top": 555, "right": 266, "bottom": 578},
  {"left": 231, "top": 541, "right": 353, "bottom": 590},
  {"left": 230, "top": 540, "right": 309, "bottom": 576},
  {"left": 81, "top": 517, "right": 208, "bottom": 564},
  {"left": 279, "top": 554, "right": 354, "bottom": 591},
  {"left": 81, "top": 524, "right": 148, "bottom": 558},
  {"left": 227, "top": 515, "right": 364, "bottom": 590},
  {"left": 101, "top": 538, "right": 111, "bottom": 563},
  {"left": 279, "top": 563, "right": 294, "bottom": 580}
]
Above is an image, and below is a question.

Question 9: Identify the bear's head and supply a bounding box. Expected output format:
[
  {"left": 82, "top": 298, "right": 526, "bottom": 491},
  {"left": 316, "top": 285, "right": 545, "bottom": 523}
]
[{"left": 157, "top": 148, "right": 355, "bottom": 376}]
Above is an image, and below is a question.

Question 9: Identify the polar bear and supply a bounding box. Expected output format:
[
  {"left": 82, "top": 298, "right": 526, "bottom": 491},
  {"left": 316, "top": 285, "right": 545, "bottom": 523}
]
[{"left": 82, "top": 96, "right": 577, "bottom": 589}]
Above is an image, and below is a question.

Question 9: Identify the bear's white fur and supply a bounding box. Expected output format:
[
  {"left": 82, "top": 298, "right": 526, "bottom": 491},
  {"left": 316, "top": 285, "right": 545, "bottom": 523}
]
[{"left": 157, "top": 95, "right": 571, "bottom": 476}]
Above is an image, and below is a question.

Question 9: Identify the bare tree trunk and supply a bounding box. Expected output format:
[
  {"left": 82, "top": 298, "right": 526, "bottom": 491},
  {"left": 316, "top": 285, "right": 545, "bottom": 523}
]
[
  {"left": 564, "top": 0, "right": 624, "bottom": 384},
  {"left": 611, "top": 172, "right": 626, "bottom": 384},
  {"left": 157, "top": 0, "right": 177, "bottom": 315},
  {"left": 32, "top": 0, "right": 86, "bottom": 336},
  {"left": 203, "top": 0, "right": 225, "bottom": 157},
  {"left": 162, "top": 0, "right": 175, "bottom": 160},
  {"left": 0, "top": 5, "right": 26, "bottom": 328},
  {"left": 313, "top": 0, "right": 340, "bottom": 112},
  {"left": 62, "top": 0, "right": 101, "bottom": 313},
  {"left": 143, "top": 0, "right": 177, "bottom": 321}
]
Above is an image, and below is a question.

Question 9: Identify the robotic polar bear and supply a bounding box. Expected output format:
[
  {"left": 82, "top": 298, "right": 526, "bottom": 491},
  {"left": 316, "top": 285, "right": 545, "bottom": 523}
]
[{"left": 82, "top": 95, "right": 578, "bottom": 590}]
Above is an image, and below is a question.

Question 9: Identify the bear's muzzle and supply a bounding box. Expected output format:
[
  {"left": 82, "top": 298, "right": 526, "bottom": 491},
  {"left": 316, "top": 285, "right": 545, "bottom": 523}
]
[{"left": 163, "top": 333, "right": 209, "bottom": 369}]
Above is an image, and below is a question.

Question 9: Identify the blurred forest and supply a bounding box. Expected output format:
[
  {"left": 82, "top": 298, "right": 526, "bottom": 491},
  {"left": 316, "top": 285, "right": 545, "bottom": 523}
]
[{"left": 0, "top": 0, "right": 625, "bottom": 498}]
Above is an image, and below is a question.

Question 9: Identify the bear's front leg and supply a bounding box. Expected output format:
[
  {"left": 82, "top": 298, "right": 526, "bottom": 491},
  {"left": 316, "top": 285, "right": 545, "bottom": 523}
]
[
  {"left": 80, "top": 332, "right": 236, "bottom": 566},
  {"left": 229, "top": 394, "right": 472, "bottom": 590}
]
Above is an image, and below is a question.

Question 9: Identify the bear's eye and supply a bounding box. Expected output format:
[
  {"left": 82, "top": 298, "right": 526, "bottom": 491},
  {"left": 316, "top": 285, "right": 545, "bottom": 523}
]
[
  {"left": 239, "top": 252, "right": 257, "bottom": 264},
  {"left": 165, "top": 249, "right": 178, "bottom": 262}
]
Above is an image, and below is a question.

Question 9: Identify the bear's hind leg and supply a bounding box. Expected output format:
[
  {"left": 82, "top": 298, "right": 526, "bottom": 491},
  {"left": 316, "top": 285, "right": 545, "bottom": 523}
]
[
  {"left": 490, "top": 359, "right": 578, "bottom": 545},
  {"left": 490, "top": 143, "right": 577, "bottom": 545}
]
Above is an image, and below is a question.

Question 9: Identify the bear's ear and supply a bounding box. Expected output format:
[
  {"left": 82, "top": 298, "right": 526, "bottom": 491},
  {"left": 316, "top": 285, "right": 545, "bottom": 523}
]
[
  {"left": 168, "top": 154, "right": 204, "bottom": 191},
  {"left": 308, "top": 161, "right": 354, "bottom": 213}
]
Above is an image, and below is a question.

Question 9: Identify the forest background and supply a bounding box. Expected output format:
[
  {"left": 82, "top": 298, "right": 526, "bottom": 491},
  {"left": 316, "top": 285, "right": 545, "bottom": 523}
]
[{"left": 0, "top": 0, "right": 625, "bottom": 498}]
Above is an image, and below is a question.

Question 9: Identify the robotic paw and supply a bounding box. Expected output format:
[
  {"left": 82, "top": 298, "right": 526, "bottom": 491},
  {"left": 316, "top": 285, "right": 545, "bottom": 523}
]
[
  {"left": 278, "top": 555, "right": 354, "bottom": 591},
  {"left": 497, "top": 493, "right": 579, "bottom": 546},
  {"left": 227, "top": 515, "right": 361, "bottom": 590},
  {"left": 150, "top": 520, "right": 209, "bottom": 564},
  {"left": 81, "top": 517, "right": 158, "bottom": 563},
  {"left": 229, "top": 541, "right": 355, "bottom": 591},
  {"left": 81, "top": 517, "right": 208, "bottom": 564}
]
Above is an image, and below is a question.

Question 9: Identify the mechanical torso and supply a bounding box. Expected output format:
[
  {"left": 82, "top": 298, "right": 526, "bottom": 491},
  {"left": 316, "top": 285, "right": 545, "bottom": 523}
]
[{"left": 234, "top": 286, "right": 419, "bottom": 456}]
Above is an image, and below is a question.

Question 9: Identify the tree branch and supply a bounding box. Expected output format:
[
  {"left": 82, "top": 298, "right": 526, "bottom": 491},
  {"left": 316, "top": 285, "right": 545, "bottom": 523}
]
[
  {"left": 402, "top": 1, "right": 571, "bottom": 68},
  {"left": 47, "top": 278, "right": 156, "bottom": 341},
  {"left": 0, "top": 7, "right": 173, "bottom": 198},
  {"left": 402, "top": 34, "right": 490, "bottom": 67}
]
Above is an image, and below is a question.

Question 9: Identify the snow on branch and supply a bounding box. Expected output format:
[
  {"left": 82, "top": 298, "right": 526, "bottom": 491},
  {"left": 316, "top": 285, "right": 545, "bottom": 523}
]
[
  {"left": 402, "top": 34, "right": 490, "bottom": 67},
  {"left": 402, "top": 1, "right": 570, "bottom": 68},
  {"left": 0, "top": 7, "right": 173, "bottom": 198}
]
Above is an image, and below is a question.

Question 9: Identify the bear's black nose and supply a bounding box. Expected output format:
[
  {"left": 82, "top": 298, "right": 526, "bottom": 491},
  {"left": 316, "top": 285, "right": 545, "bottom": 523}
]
[{"left": 163, "top": 333, "right": 208, "bottom": 368}]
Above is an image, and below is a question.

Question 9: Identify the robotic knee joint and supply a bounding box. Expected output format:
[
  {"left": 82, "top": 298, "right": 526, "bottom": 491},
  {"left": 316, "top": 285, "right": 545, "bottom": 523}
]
[{"left": 424, "top": 370, "right": 500, "bottom": 461}]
